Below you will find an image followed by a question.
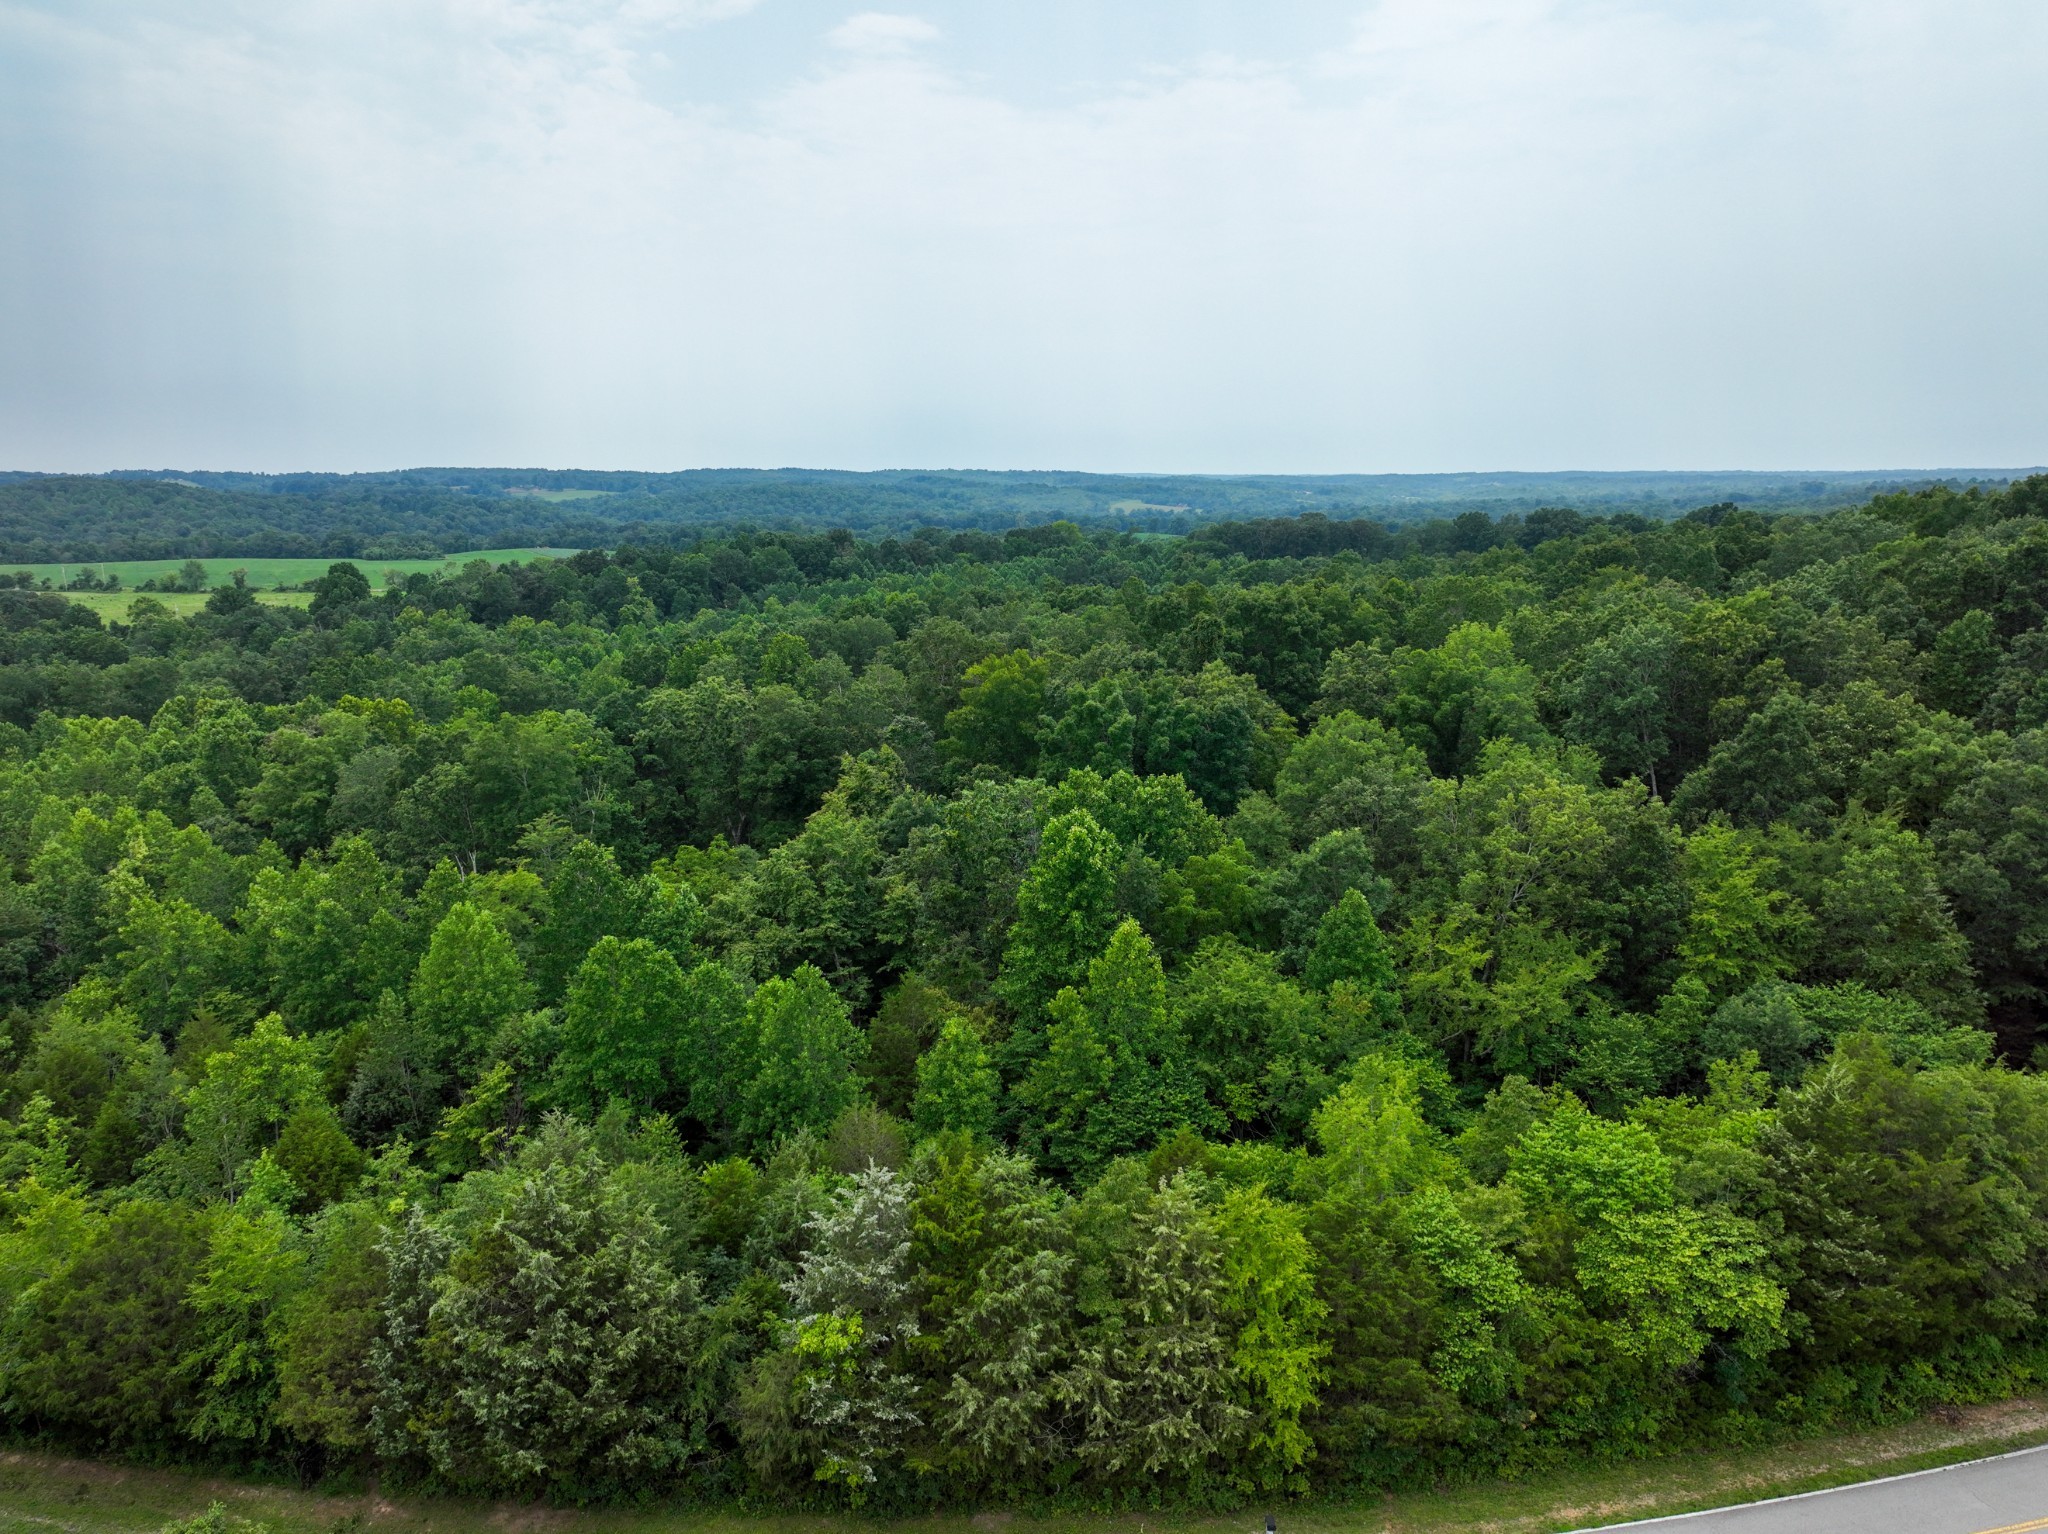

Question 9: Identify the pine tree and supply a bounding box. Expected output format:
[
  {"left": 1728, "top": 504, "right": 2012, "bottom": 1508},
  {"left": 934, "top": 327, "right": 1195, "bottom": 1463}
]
[
  {"left": 405, "top": 1121, "right": 706, "bottom": 1491},
  {"left": 1304, "top": 889, "right": 1396, "bottom": 994},
  {"left": 1073, "top": 1174, "right": 1247, "bottom": 1481},
  {"left": 340, "top": 990, "right": 446, "bottom": 1147},
  {"left": 776, "top": 1166, "right": 923, "bottom": 1494},
  {"left": 1025, "top": 990, "right": 1113, "bottom": 1175},
  {"left": 1304, "top": 889, "right": 1402, "bottom": 1036},
  {"left": 271, "top": 1104, "right": 366, "bottom": 1211},
  {"left": 913, "top": 1147, "right": 1077, "bottom": 1489}
]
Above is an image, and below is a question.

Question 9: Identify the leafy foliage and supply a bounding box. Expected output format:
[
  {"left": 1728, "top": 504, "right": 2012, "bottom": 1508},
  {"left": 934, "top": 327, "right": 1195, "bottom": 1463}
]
[{"left": 0, "top": 479, "right": 2045, "bottom": 1505}]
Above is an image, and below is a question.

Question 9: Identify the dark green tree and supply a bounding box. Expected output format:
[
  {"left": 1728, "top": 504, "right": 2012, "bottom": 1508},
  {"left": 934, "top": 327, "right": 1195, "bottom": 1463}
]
[
  {"left": 7, "top": 1201, "right": 209, "bottom": 1447},
  {"left": 1023, "top": 920, "right": 1211, "bottom": 1177},
  {"left": 530, "top": 838, "right": 646, "bottom": 1004},
  {"left": 401, "top": 1122, "right": 709, "bottom": 1492}
]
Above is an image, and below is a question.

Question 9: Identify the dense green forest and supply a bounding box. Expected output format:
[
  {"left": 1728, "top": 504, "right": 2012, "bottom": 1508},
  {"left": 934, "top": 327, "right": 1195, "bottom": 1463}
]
[
  {"left": 0, "top": 467, "right": 2002, "bottom": 564},
  {"left": 2, "top": 477, "right": 2047, "bottom": 1508}
]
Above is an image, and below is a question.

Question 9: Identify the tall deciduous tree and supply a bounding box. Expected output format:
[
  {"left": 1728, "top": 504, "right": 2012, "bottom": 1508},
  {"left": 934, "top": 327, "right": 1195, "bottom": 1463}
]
[
  {"left": 409, "top": 903, "right": 533, "bottom": 1072},
  {"left": 738, "top": 965, "right": 869, "bottom": 1152},
  {"left": 554, "top": 936, "right": 688, "bottom": 1114},
  {"left": 1023, "top": 920, "right": 1210, "bottom": 1176},
  {"left": 943, "top": 650, "right": 1049, "bottom": 777},
  {"left": 995, "top": 810, "right": 1123, "bottom": 1038},
  {"left": 1568, "top": 621, "right": 1678, "bottom": 795},
  {"left": 912, "top": 1017, "right": 999, "bottom": 1141},
  {"left": 530, "top": 839, "right": 645, "bottom": 1004}
]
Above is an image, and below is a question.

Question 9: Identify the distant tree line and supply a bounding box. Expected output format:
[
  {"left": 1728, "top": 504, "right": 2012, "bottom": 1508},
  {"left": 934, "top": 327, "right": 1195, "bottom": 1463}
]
[{"left": 0, "top": 467, "right": 2002, "bottom": 564}]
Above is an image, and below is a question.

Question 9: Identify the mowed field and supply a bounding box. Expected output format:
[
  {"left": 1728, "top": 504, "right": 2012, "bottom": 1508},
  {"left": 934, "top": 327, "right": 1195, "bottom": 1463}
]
[
  {"left": 57, "top": 589, "right": 315, "bottom": 618},
  {"left": 11, "top": 547, "right": 582, "bottom": 589},
  {"left": 11, "top": 549, "right": 583, "bottom": 618}
]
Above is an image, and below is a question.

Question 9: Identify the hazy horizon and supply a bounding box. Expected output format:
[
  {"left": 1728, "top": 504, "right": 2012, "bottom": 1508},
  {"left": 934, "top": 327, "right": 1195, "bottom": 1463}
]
[{"left": 10, "top": 465, "right": 2042, "bottom": 483}]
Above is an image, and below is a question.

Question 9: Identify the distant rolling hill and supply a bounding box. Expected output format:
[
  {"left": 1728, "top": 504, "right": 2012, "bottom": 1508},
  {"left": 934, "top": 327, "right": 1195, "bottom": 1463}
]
[{"left": 0, "top": 464, "right": 2035, "bottom": 563}]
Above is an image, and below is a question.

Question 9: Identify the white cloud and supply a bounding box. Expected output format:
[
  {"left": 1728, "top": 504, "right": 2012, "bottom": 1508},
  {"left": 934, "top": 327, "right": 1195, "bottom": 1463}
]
[
  {"left": 826, "top": 12, "right": 941, "bottom": 54},
  {"left": 459, "top": 0, "right": 765, "bottom": 34},
  {"left": 0, "top": 0, "right": 2042, "bottom": 472}
]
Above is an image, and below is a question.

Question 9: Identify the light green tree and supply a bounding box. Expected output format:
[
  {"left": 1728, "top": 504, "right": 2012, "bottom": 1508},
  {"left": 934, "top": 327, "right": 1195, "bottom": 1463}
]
[
  {"left": 1676, "top": 823, "right": 1806, "bottom": 1003},
  {"left": 995, "top": 809, "right": 1124, "bottom": 1034},
  {"left": 1309, "top": 1055, "right": 1455, "bottom": 1200},
  {"left": 1385, "top": 623, "right": 1548, "bottom": 778},
  {"left": 672, "top": 959, "right": 752, "bottom": 1144},
  {"left": 912, "top": 1017, "right": 999, "bottom": 1140},
  {"left": 738, "top": 965, "right": 869, "bottom": 1152},
  {"left": 109, "top": 883, "right": 233, "bottom": 1037},
  {"left": 1509, "top": 1095, "right": 1784, "bottom": 1416},
  {"left": 179, "top": 1016, "right": 324, "bottom": 1200},
  {"left": 1214, "top": 1183, "right": 1328, "bottom": 1490},
  {"left": 408, "top": 903, "right": 533, "bottom": 1071},
  {"left": 182, "top": 1202, "right": 306, "bottom": 1449},
  {"left": 554, "top": 936, "right": 688, "bottom": 1114},
  {"left": 1303, "top": 888, "right": 1400, "bottom": 1020}
]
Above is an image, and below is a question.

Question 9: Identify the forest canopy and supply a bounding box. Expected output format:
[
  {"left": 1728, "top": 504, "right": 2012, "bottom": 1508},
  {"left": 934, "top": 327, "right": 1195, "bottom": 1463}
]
[{"left": 1, "top": 474, "right": 2047, "bottom": 1505}]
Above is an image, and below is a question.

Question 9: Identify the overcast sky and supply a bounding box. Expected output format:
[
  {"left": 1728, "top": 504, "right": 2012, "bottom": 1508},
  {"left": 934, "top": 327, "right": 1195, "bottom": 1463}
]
[{"left": 1, "top": 0, "right": 2044, "bottom": 474}]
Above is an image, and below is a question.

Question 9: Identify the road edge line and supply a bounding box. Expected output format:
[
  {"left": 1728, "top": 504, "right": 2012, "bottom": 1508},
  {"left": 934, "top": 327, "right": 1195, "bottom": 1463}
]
[{"left": 1564, "top": 1438, "right": 2048, "bottom": 1532}]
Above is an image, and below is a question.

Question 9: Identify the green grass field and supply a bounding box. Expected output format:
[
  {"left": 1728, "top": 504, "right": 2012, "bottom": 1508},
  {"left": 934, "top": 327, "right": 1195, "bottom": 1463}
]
[
  {"left": 57, "top": 590, "right": 314, "bottom": 619},
  {"left": 10, "top": 548, "right": 582, "bottom": 594},
  {"left": 3, "top": 1397, "right": 2045, "bottom": 1534}
]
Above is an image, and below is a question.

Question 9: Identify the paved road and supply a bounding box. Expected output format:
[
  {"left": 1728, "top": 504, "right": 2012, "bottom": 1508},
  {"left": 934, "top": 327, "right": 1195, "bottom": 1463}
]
[{"left": 1574, "top": 1443, "right": 2048, "bottom": 1532}]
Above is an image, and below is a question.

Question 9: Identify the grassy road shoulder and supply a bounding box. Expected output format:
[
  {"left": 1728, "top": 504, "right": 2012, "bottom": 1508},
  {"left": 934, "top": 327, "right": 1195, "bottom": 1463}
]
[{"left": 5, "top": 1397, "right": 2048, "bottom": 1534}]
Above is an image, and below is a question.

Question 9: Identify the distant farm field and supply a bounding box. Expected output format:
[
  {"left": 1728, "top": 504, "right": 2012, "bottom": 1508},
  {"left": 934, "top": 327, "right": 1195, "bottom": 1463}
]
[
  {"left": 10, "top": 546, "right": 583, "bottom": 589},
  {"left": 58, "top": 590, "right": 315, "bottom": 619},
  {"left": 10, "top": 547, "right": 582, "bottom": 603}
]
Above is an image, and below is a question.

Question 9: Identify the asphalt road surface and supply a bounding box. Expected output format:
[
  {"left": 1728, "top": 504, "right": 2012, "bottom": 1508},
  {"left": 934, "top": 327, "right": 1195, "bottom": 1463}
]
[{"left": 1573, "top": 1443, "right": 2048, "bottom": 1532}]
